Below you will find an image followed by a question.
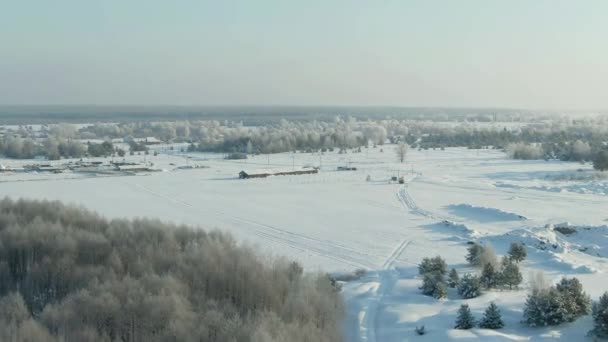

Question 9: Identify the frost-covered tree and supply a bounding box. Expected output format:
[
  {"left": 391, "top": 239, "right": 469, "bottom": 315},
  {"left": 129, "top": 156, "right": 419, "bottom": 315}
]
[
  {"left": 507, "top": 242, "right": 527, "bottom": 263},
  {"left": 594, "top": 150, "right": 608, "bottom": 171},
  {"left": 479, "top": 302, "right": 504, "bottom": 329},
  {"left": 481, "top": 262, "right": 498, "bottom": 289},
  {"left": 0, "top": 198, "right": 345, "bottom": 342},
  {"left": 523, "top": 277, "right": 588, "bottom": 327},
  {"left": 395, "top": 143, "right": 408, "bottom": 163},
  {"left": 591, "top": 292, "right": 608, "bottom": 339},
  {"left": 420, "top": 273, "right": 447, "bottom": 299},
  {"left": 465, "top": 243, "right": 483, "bottom": 266},
  {"left": 466, "top": 243, "right": 497, "bottom": 268},
  {"left": 556, "top": 277, "right": 590, "bottom": 320},
  {"left": 522, "top": 288, "right": 568, "bottom": 327},
  {"left": 458, "top": 273, "right": 482, "bottom": 299},
  {"left": 418, "top": 256, "right": 447, "bottom": 277},
  {"left": 447, "top": 268, "right": 459, "bottom": 288},
  {"left": 455, "top": 304, "right": 475, "bottom": 329},
  {"left": 499, "top": 259, "right": 522, "bottom": 289}
]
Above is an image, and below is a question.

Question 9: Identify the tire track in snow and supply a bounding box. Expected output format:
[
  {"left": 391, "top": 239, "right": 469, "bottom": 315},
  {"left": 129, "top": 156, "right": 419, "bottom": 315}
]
[
  {"left": 129, "top": 182, "right": 375, "bottom": 269},
  {"left": 360, "top": 239, "right": 411, "bottom": 342}
]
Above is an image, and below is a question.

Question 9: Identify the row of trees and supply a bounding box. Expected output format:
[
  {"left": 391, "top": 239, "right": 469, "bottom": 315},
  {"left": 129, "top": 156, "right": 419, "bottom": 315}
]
[
  {"left": 72, "top": 116, "right": 608, "bottom": 158},
  {"left": 506, "top": 142, "right": 608, "bottom": 171},
  {"left": 7, "top": 116, "right": 608, "bottom": 162},
  {"left": 0, "top": 198, "right": 344, "bottom": 342}
]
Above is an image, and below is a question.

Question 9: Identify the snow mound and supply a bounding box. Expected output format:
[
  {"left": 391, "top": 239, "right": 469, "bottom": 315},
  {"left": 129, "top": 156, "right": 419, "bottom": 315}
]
[
  {"left": 478, "top": 223, "right": 608, "bottom": 275},
  {"left": 447, "top": 203, "right": 526, "bottom": 222}
]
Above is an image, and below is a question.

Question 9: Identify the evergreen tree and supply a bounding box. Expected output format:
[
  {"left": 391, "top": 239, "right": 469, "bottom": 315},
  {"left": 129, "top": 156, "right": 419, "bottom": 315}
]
[
  {"left": 465, "top": 244, "right": 483, "bottom": 266},
  {"left": 420, "top": 273, "right": 447, "bottom": 299},
  {"left": 522, "top": 288, "right": 568, "bottom": 327},
  {"left": 455, "top": 304, "right": 475, "bottom": 329},
  {"left": 418, "top": 256, "right": 447, "bottom": 276},
  {"left": 481, "top": 262, "right": 498, "bottom": 289},
  {"left": 457, "top": 273, "right": 482, "bottom": 299},
  {"left": 447, "top": 268, "right": 459, "bottom": 288},
  {"left": 508, "top": 242, "right": 527, "bottom": 263},
  {"left": 479, "top": 302, "right": 504, "bottom": 329},
  {"left": 556, "top": 277, "right": 590, "bottom": 321},
  {"left": 591, "top": 292, "right": 608, "bottom": 338},
  {"left": 499, "top": 259, "right": 522, "bottom": 289},
  {"left": 594, "top": 150, "right": 608, "bottom": 171}
]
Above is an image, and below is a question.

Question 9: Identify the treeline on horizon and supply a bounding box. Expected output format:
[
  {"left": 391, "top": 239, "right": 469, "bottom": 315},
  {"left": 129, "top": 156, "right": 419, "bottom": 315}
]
[
  {"left": 2, "top": 116, "right": 608, "bottom": 167},
  {"left": 0, "top": 105, "right": 537, "bottom": 125},
  {"left": 0, "top": 198, "right": 344, "bottom": 342}
]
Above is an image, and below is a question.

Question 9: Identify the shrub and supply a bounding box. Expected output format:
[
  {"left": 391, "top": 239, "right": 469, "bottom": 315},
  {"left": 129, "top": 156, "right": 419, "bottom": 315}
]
[
  {"left": 458, "top": 274, "right": 482, "bottom": 299},
  {"left": 418, "top": 256, "right": 447, "bottom": 276},
  {"left": 415, "top": 325, "right": 426, "bottom": 335},
  {"left": 420, "top": 273, "right": 447, "bottom": 299},
  {"left": 225, "top": 152, "right": 248, "bottom": 160}
]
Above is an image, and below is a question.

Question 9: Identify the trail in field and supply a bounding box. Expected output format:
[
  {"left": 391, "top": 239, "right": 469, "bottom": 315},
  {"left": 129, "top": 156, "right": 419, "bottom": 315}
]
[{"left": 128, "top": 182, "right": 377, "bottom": 270}]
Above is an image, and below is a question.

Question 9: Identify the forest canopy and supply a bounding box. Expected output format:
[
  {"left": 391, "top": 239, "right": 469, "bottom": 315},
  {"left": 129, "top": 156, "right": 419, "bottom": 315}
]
[{"left": 0, "top": 198, "right": 344, "bottom": 342}]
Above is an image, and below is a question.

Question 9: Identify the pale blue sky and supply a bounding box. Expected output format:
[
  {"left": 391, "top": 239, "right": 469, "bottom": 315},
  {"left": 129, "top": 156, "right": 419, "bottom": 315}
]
[{"left": 1, "top": 1, "right": 607, "bottom": 109}]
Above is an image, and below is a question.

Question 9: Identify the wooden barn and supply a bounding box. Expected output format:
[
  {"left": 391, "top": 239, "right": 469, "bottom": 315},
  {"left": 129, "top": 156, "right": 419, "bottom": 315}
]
[{"left": 239, "top": 168, "right": 318, "bottom": 179}]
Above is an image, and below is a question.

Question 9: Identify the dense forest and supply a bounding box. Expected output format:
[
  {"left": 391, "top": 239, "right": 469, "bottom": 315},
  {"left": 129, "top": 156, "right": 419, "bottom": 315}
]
[{"left": 0, "top": 198, "right": 344, "bottom": 342}]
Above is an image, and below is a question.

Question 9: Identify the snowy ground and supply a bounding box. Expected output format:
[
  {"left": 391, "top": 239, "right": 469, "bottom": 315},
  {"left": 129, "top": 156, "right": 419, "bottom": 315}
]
[{"left": 1, "top": 146, "right": 608, "bottom": 341}]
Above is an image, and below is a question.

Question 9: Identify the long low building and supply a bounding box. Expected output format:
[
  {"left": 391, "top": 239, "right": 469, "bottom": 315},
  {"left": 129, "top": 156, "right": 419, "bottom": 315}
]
[{"left": 239, "top": 167, "right": 318, "bottom": 179}]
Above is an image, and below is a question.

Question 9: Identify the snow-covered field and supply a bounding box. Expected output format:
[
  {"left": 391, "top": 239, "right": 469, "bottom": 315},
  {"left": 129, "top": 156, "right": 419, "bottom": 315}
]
[{"left": 2, "top": 146, "right": 608, "bottom": 341}]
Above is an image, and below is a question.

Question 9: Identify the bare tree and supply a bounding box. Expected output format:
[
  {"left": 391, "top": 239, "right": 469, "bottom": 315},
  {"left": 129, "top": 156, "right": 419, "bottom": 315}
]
[{"left": 395, "top": 143, "right": 408, "bottom": 163}]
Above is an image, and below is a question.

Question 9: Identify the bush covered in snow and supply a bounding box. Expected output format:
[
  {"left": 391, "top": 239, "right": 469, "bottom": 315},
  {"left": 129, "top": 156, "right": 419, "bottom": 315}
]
[
  {"left": 457, "top": 274, "right": 482, "bottom": 299},
  {"left": 523, "top": 277, "right": 590, "bottom": 327},
  {"left": 418, "top": 256, "right": 447, "bottom": 277},
  {"left": 590, "top": 292, "right": 608, "bottom": 339}
]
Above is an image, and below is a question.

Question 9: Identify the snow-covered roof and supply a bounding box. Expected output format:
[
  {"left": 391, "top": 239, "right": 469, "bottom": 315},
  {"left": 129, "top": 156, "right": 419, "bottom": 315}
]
[{"left": 240, "top": 167, "right": 316, "bottom": 175}]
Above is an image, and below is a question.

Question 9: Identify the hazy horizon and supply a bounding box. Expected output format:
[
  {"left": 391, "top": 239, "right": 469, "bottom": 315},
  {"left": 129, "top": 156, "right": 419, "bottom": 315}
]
[{"left": 2, "top": 1, "right": 607, "bottom": 110}]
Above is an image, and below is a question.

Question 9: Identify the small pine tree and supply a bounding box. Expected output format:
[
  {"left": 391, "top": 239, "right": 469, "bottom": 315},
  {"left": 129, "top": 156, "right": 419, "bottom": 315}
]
[
  {"left": 465, "top": 244, "right": 483, "bottom": 266},
  {"left": 458, "top": 273, "right": 482, "bottom": 299},
  {"left": 508, "top": 242, "right": 527, "bottom": 263},
  {"left": 499, "top": 259, "right": 522, "bottom": 289},
  {"left": 591, "top": 292, "right": 608, "bottom": 338},
  {"left": 447, "top": 268, "right": 459, "bottom": 288},
  {"left": 418, "top": 256, "right": 447, "bottom": 276},
  {"left": 455, "top": 304, "right": 475, "bottom": 329},
  {"left": 479, "top": 302, "right": 504, "bottom": 329},
  {"left": 556, "top": 277, "right": 590, "bottom": 321},
  {"left": 481, "top": 262, "right": 498, "bottom": 289},
  {"left": 420, "top": 273, "right": 447, "bottom": 299}
]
